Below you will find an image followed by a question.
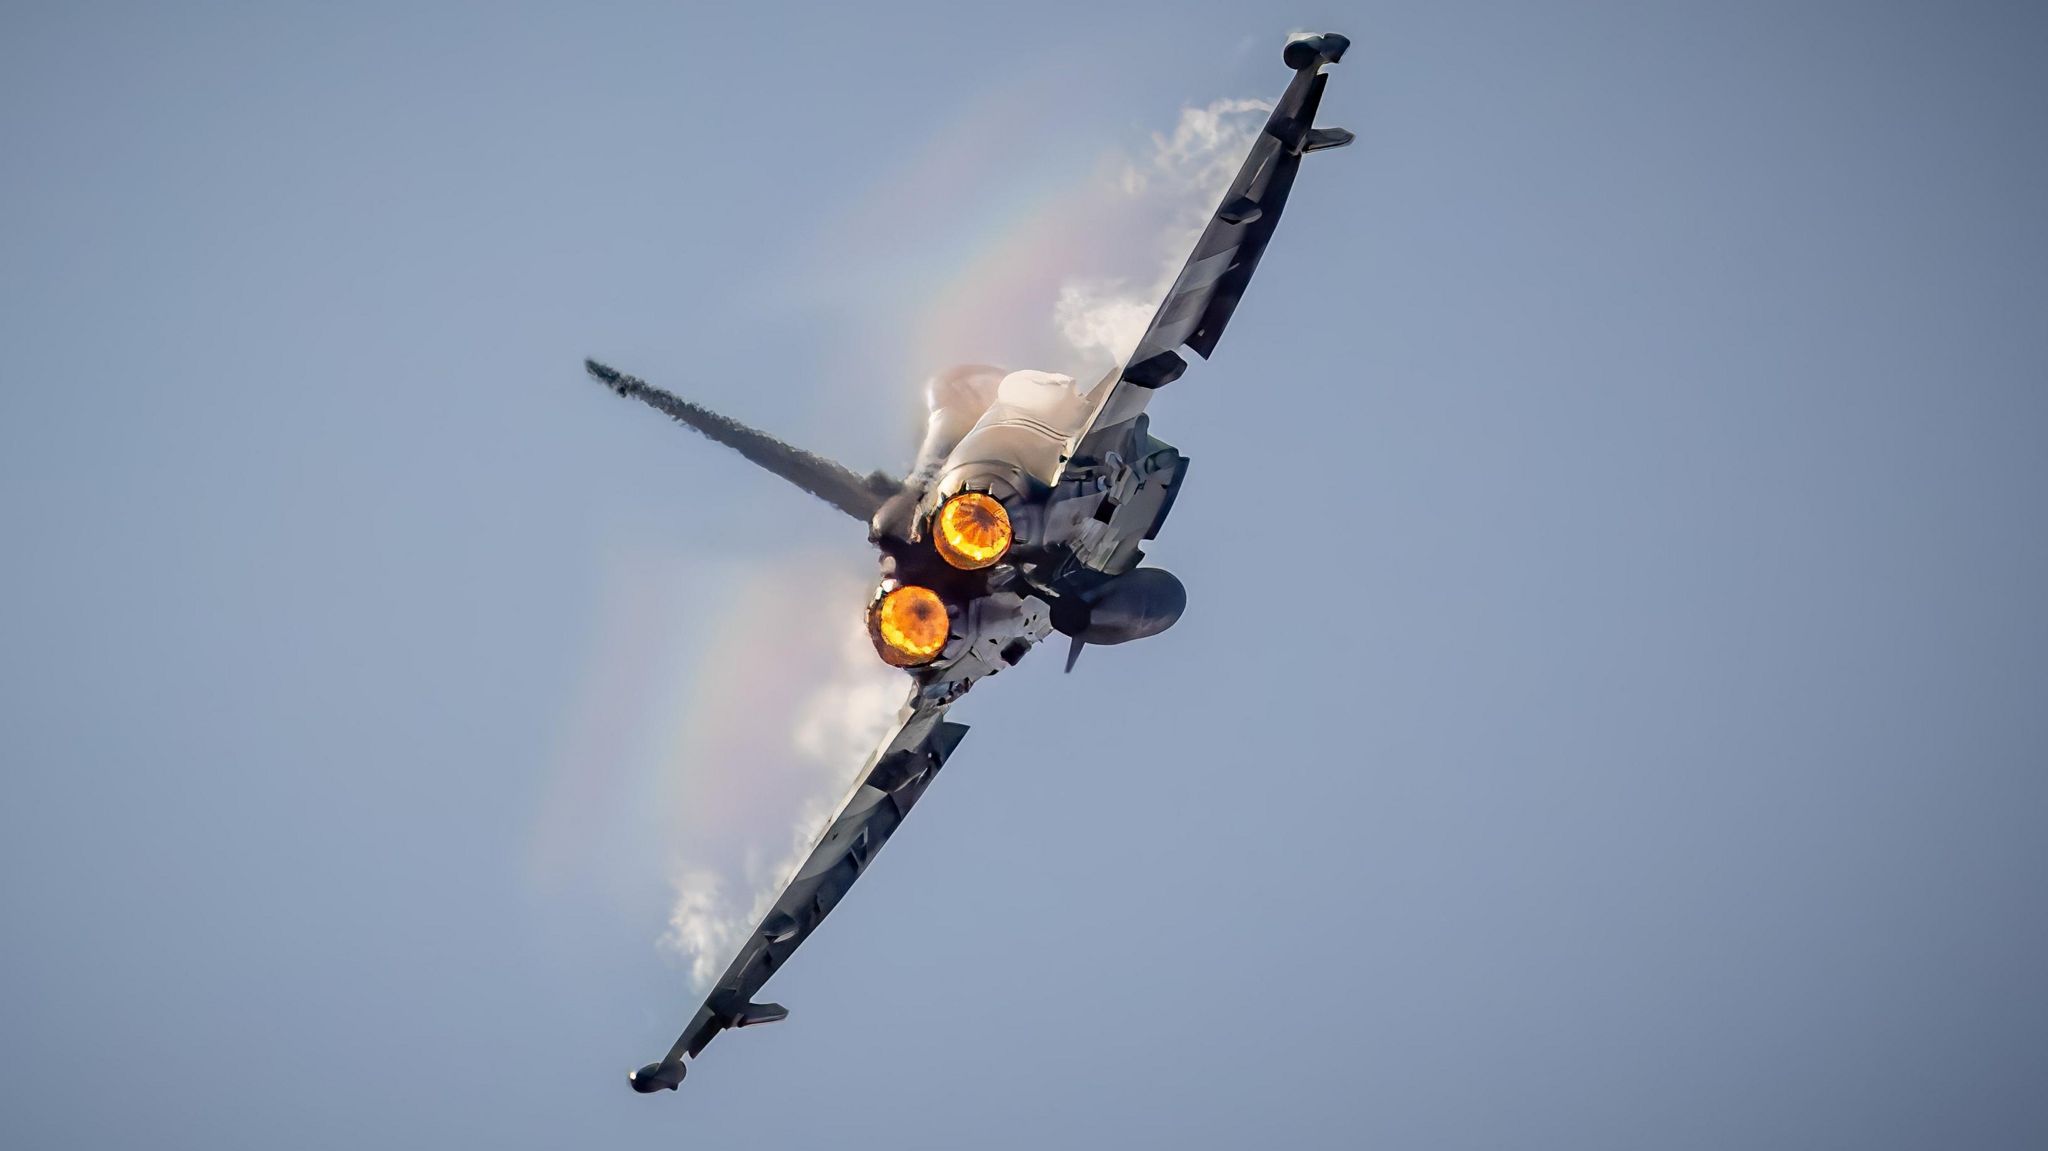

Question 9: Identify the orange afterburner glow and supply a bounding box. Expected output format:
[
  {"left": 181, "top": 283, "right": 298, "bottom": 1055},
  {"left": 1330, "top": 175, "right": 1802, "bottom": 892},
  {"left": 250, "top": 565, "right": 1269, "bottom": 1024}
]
[
  {"left": 869, "top": 585, "right": 950, "bottom": 667},
  {"left": 933, "top": 492, "right": 1012, "bottom": 570}
]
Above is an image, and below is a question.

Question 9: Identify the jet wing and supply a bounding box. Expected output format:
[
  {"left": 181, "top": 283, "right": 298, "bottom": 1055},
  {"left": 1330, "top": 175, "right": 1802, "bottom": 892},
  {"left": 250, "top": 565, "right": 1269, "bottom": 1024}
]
[
  {"left": 628, "top": 690, "right": 972, "bottom": 1092},
  {"left": 1065, "top": 32, "right": 1353, "bottom": 470}
]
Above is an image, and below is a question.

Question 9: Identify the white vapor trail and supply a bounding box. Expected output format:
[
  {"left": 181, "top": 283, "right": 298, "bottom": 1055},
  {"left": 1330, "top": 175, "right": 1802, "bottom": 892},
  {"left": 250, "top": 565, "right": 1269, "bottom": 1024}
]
[
  {"left": 654, "top": 96, "right": 1271, "bottom": 993},
  {"left": 1052, "top": 97, "right": 1272, "bottom": 363},
  {"left": 658, "top": 585, "right": 901, "bottom": 993}
]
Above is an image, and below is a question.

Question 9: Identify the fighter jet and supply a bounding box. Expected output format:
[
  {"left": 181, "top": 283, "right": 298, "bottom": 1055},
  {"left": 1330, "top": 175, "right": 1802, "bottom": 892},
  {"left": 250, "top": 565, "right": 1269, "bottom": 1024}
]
[{"left": 587, "top": 33, "right": 1354, "bottom": 1093}]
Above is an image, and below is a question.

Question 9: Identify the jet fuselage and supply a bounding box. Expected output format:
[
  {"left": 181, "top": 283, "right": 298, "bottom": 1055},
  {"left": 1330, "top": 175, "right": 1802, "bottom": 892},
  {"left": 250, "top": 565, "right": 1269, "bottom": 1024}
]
[{"left": 863, "top": 364, "right": 1187, "bottom": 695}]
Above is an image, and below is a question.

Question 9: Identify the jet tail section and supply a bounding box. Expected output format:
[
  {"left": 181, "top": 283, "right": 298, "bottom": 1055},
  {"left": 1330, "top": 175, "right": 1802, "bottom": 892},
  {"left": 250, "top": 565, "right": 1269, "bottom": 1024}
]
[{"left": 584, "top": 359, "right": 899, "bottom": 523}]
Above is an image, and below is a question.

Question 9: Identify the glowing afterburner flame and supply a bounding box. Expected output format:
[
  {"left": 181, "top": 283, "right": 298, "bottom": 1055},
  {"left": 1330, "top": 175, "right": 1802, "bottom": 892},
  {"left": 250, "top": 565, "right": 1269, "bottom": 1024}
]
[
  {"left": 869, "top": 585, "right": 950, "bottom": 667},
  {"left": 933, "top": 492, "right": 1012, "bottom": 570}
]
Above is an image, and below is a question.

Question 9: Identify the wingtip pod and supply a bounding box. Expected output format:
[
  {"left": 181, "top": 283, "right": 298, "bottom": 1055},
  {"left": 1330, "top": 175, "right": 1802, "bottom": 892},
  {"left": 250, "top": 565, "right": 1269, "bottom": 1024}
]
[
  {"left": 1283, "top": 32, "right": 1350, "bottom": 71},
  {"left": 629, "top": 1060, "right": 686, "bottom": 1094}
]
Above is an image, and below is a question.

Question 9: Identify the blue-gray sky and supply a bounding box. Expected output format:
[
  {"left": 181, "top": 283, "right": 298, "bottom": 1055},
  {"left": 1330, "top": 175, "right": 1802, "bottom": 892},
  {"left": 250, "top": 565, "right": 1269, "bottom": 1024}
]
[{"left": 4, "top": 2, "right": 2046, "bottom": 1147}]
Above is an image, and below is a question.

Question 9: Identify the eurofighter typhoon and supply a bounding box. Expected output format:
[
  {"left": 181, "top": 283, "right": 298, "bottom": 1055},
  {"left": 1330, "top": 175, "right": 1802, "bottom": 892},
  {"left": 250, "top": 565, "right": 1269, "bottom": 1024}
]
[{"left": 585, "top": 33, "right": 1354, "bottom": 1093}]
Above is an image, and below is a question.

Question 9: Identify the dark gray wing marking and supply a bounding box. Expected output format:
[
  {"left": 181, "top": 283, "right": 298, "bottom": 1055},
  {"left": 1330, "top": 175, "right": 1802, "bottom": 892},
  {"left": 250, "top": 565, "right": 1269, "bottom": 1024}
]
[
  {"left": 630, "top": 694, "right": 970, "bottom": 1092},
  {"left": 1067, "top": 32, "right": 1352, "bottom": 469},
  {"left": 1125, "top": 32, "right": 1352, "bottom": 384},
  {"left": 585, "top": 359, "right": 899, "bottom": 523}
]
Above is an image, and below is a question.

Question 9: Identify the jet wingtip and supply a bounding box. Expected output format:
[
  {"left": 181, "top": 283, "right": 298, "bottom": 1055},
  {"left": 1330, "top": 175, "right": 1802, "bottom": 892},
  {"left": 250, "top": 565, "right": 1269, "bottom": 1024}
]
[
  {"left": 1283, "top": 32, "right": 1350, "bottom": 71},
  {"left": 629, "top": 1060, "right": 686, "bottom": 1093}
]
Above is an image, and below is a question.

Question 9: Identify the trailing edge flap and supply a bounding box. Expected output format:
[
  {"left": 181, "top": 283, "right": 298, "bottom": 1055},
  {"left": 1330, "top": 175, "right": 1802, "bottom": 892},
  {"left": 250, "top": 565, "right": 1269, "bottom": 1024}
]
[{"left": 584, "top": 359, "right": 899, "bottom": 523}]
